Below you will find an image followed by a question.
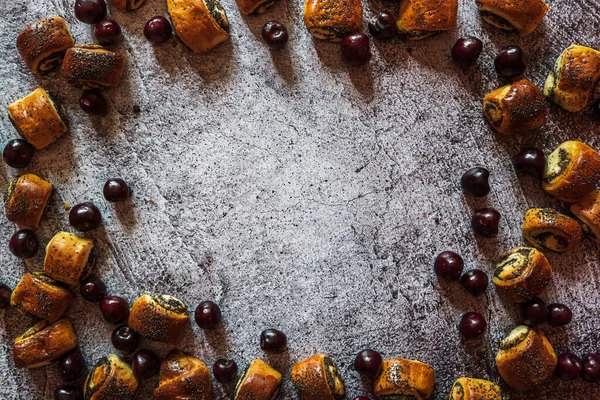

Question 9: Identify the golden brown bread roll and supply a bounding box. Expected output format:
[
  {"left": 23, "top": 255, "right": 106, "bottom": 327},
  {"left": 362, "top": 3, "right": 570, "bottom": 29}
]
[
  {"left": 447, "top": 377, "right": 502, "bottom": 399},
  {"left": 128, "top": 294, "right": 190, "bottom": 344},
  {"left": 154, "top": 350, "right": 212, "bottom": 400},
  {"left": 167, "top": 0, "right": 230, "bottom": 54},
  {"left": 235, "top": 359, "right": 282, "bottom": 400},
  {"left": 4, "top": 173, "right": 53, "bottom": 227},
  {"left": 236, "top": 0, "right": 278, "bottom": 15},
  {"left": 522, "top": 208, "right": 582, "bottom": 253},
  {"left": 396, "top": 0, "right": 458, "bottom": 40},
  {"left": 374, "top": 357, "right": 435, "bottom": 399},
  {"left": 291, "top": 354, "right": 345, "bottom": 400},
  {"left": 44, "top": 232, "right": 95, "bottom": 285},
  {"left": 61, "top": 45, "right": 126, "bottom": 89},
  {"left": 13, "top": 319, "right": 77, "bottom": 369},
  {"left": 570, "top": 190, "right": 600, "bottom": 243},
  {"left": 10, "top": 272, "right": 72, "bottom": 322},
  {"left": 7, "top": 88, "right": 68, "bottom": 150},
  {"left": 16, "top": 17, "right": 74, "bottom": 74},
  {"left": 493, "top": 247, "right": 552, "bottom": 303},
  {"left": 476, "top": 0, "right": 548, "bottom": 36},
  {"left": 544, "top": 44, "right": 600, "bottom": 112},
  {"left": 495, "top": 325, "right": 557, "bottom": 391},
  {"left": 482, "top": 79, "right": 546, "bottom": 135},
  {"left": 113, "top": 0, "right": 146, "bottom": 11},
  {"left": 84, "top": 354, "right": 139, "bottom": 400},
  {"left": 303, "top": 0, "right": 362, "bottom": 42}
]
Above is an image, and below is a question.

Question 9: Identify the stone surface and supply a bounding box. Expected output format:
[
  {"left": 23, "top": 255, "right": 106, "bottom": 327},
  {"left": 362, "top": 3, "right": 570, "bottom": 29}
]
[{"left": 1, "top": 0, "right": 600, "bottom": 399}]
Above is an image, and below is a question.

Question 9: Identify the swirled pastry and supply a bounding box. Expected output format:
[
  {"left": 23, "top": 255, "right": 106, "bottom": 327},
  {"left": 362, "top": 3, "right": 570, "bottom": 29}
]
[
  {"left": 396, "top": 0, "right": 458, "bottom": 40},
  {"left": 235, "top": 359, "right": 282, "bottom": 400},
  {"left": 128, "top": 294, "right": 190, "bottom": 344},
  {"left": 62, "top": 45, "right": 126, "bottom": 89},
  {"left": 374, "top": 358, "right": 435, "bottom": 399},
  {"left": 154, "top": 350, "right": 212, "bottom": 400},
  {"left": 493, "top": 247, "right": 552, "bottom": 303},
  {"left": 291, "top": 354, "right": 345, "bottom": 400},
  {"left": 522, "top": 208, "right": 582, "bottom": 253},
  {"left": 476, "top": 0, "right": 548, "bottom": 36},
  {"left": 13, "top": 319, "right": 77, "bottom": 368},
  {"left": 544, "top": 44, "right": 600, "bottom": 112},
  {"left": 10, "top": 272, "right": 72, "bottom": 322},
  {"left": 482, "top": 79, "right": 546, "bottom": 135},
  {"left": 16, "top": 17, "right": 74, "bottom": 74},
  {"left": 4, "top": 174, "right": 53, "bottom": 227},
  {"left": 447, "top": 377, "right": 502, "bottom": 399},
  {"left": 542, "top": 141, "right": 600, "bottom": 203},
  {"left": 236, "top": 0, "right": 278, "bottom": 14},
  {"left": 303, "top": 0, "right": 362, "bottom": 42},
  {"left": 571, "top": 190, "right": 600, "bottom": 243},
  {"left": 113, "top": 0, "right": 145, "bottom": 11},
  {"left": 84, "top": 354, "right": 139, "bottom": 400},
  {"left": 8, "top": 88, "right": 68, "bottom": 149},
  {"left": 168, "top": 0, "right": 229, "bottom": 54},
  {"left": 495, "top": 325, "right": 557, "bottom": 391},
  {"left": 44, "top": 232, "right": 95, "bottom": 285}
]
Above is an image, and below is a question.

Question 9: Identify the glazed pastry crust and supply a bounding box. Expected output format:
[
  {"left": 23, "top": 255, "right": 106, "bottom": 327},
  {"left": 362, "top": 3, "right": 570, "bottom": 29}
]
[
  {"left": 571, "top": 190, "right": 600, "bottom": 243},
  {"left": 522, "top": 208, "right": 582, "bottom": 253},
  {"left": 4, "top": 173, "right": 53, "bottom": 227},
  {"left": 44, "top": 232, "right": 95, "bottom": 285},
  {"left": 84, "top": 354, "right": 139, "bottom": 400},
  {"left": 61, "top": 45, "right": 126, "bottom": 89},
  {"left": 167, "top": 0, "right": 229, "bottom": 54},
  {"left": 128, "top": 294, "right": 190, "bottom": 344},
  {"left": 291, "top": 354, "right": 345, "bottom": 400},
  {"left": 154, "top": 350, "right": 212, "bottom": 400},
  {"left": 374, "top": 358, "right": 436, "bottom": 399},
  {"left": 16, "top": 17, "right": 74, "bottom": 73},
  {"left": 12, "top": 319, "right": 77, "bottom": 369},
  {"left": 303, "top": 0, "right": 362, "bottom": 42},
  {"left": 235, "top": 0, "right": 278, "bottom": 15},
  {"left": 495, "top": 325, "right": 557, "bottom": 391},
  {"left": 235, "top": 359, "right": 282, "bottom": 400},
  {"left": 10, "top": 272, "right": 72, "bottom": 322},
  {"left": 476, "top": 0, "right": 548, "bottom": 36},
  {"left": 482, "top": 79, "right": 546, "bottom": 135},
  {"left": 396, "top": 0, "right": 458, "bottom": 40},
  {"left": 113, "top": 0, "right": 146, "bottom": 11},
  {"left": 447, "top": 377, "right": 502, "bottom": 400},
  {"left": 8, "top": 88, "right": 68, "bottom": 150}
]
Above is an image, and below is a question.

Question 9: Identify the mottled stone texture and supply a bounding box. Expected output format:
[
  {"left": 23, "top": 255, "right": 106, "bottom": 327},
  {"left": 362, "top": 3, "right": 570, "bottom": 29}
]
[{"left": 1, "top": 0, "right": 599, "bottom": 399}]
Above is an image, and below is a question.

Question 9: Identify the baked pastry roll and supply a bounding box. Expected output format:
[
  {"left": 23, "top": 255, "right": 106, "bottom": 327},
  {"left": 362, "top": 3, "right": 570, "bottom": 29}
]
[
  {"left": 571, "top": 190, "right": 600, "bottom": 243},
  {"left": 4, "top": 173, "right": 53, "bottom": 227},
  {"left": 493, "top": 247, "right": 551, "bottom": 303},
  {"left": 396, "top": 0, "right": 458, "bottom": 40},
  {"left": 16, "top": 17, "right": 74, "bottom": 74},
  {"left": 522, "top": 208, "right": 582, "bottom": 253},
  {"left": 61, "top": 45, "right": 126, "bottom": 89},
  {"left": 291, "top": 354, "right": 345, "bottom": 400},
  {"left": 476, "top": 0, "right": 548, "bottom": 36},
  {"left": 8, "top": 88, "right": 68, "bottom": 150},
  {"left": 482, "top": 79, "right": 546, "bottom": 135},
  {"left": 447, "top": 377, "right": 502, "bottom": 400},
  {"left": 84, "top": 354, "right": 139, "bottom": 400},
  {"left": 154, "top": 350, "right": 212, "bottom": 400},
  {"left": 303, "top": 0, "right": 362, "bottom": 42},
  {"left": 44, "top": 232, "right": 95, "bottom": 285},
  {"left": 113, "top": 0, "right": 146, "bottom": 11},
  {"left": 235, "top": 359, "right": 282, "bottom": 400},
  {"left": 236, "top": 0, "right": 278, "bottom": 15},
  {"left": 544, "top": 44, "right": 600, "bottom": 112},
  {"left": 374, "top": 358, "right": 435, "bottom": 399},
  {"left": 167, "top": 0, "right": 230, "bottom": 54},
  {"left": 13, "top": 319, "right": 77, "bottom": 368},
  {"left": 128, "top": 294, "right": 190, "bottom": 344},
  {"left": 495, "top": 325, "right": 557, "bottom": 391},
  {"left": 542, "top": 141, "right": 600, "bottom": 203},
  {"left": 10, "top": 272, "right": 72, "bottom": 322}
]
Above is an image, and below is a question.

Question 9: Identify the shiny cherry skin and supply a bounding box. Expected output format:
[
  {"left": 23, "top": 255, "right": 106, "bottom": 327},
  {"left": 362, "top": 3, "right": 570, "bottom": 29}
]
[
  {"left": 95, "top": 18, "right": 121, "bottom": 45},
  {"left": 519, "top": 297, "right": 547, "bottom": 326},
  {"left": 213, "top": 359, "right": 238, "bottom": 383},
  {"left": 260, "top": 328, "right": 288, "bottom": 353},
  {"left": 100, "top": 296, "right": 129, "bottom": 325},
  {"left": 111, "top": 326, "right": 139, "bottom": 355},
  {"left": 3, "top": 139, "right": 34, "bottom": 168},
  {"left": 341, "top": 33, "right": 371, "bottom": 66},
  {"left": 262, "top": 21, "right": 288, "bottom": 49},
  {"left": 69, "top": 202, "right": 102, "bottom": 232},
  {"left": 460, "top": 269, "right": 488, "bottom": 297},
  {"left": 461, "top": 167, "right": 490, "bottom": 197},
  {"left": 368, "top": 11, "right": 396, "bottom": 40},
  {"left": 451, "top": 36, "right": 483, "bottom": 69},
  {"left": 513, "top": 148, "right": 546, "bottom": 178},
  {"left": 582, "top": 353, "right": 600, "bottom": 382},
  {"left": 58, "top": 349, "right": 87, "bottom": 382},
  {"left": 195, "top": 300, "right": 222, "bottom": 329},
  {"left": 79, "top": 276, "right": 106, "bottom": 302},
  {"left": 354, "top": 349, "right": 382, "bottom": 378},
  {"left": 144, "top": 16, "right": 173, "bottom": 45},
  {"left": 74, "top": 0, "right": 107, "bottom": 24},
  {"left": 458, "top": 312, "right": 486, "bottom": 340},
  {"left": 132, "top": 349, "right": 161, "bottom": 380},
  {"left": 9, "top": 229, "right": 39, "bottom": 259},
  {"left": 0, "top": 283, "right": 12, "bottom": 309},
  {"left": 54, "top": 385, "right": 83, "bottom": 400},
  {"left": 555, "top": 352, "right": 582, "bottom": 381},
  {"left": 80, "top": 91, "right": 107, "bottom": 115},
  {"left": 103, "top": 178, "right": 131, "bottom": 202},
  {"left": 547, "top": 303, "right": 573, "bottom": 326},
  {"left": 494, "top": 46, "right": 526, "bottom": 78},
  {"left": 434, "top": 251, "right": 464, "bottom": 281},
  {"left": 354, "top": 397, "right": 371, "bottom": 400},
  {"left": 472, "top": 208, "right": 501, "bottom": 238}
]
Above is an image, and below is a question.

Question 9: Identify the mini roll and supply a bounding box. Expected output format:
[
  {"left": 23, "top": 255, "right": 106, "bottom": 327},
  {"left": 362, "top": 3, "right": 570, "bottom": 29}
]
[
  {"left": 571, "top": 190, "right": 600, "bottom": 243},
  {"left": 44, "top": 232, "right": 95, "bottom": 286},
  {"left": 113, "top": 0, "right": 146, "bottom": 11},
  {"left": 8, "top": 88, "right": 68, "bottom": 150},
  {"left": 291, "top": 354, "right": 345, "bottom": 400},
  {"left": 84, "top": 354, "right": 139, "bottom": 400},
  {"left": 476, "top": 0, "right": 548, "bottom": 36},
  {"left": 4, "top": 173, "right": 53, "bottom": 227},
  {"left": 396, "top": 0, "right": 458, "bottom": 40},
  {"left": 154, "top": 350, "right": 212, "bottom": 400},
  {"left": 495, "top": 325, "right": 557, "bottom": 391},
  {"left": 544, "top": 44, "right": 600, "bottom": 112},
  {"left": 374, "top": 358, "right": 435, "bottom": 399},
  {"left": 542, "top": 141, "right": 600, "bottom": 203},
  {"left": 522, "top": 208, "right": 583, "bottom": 253},
  {"left": 128, "top": 294, "right": 190, "bottom": 344},
  {"left": 61, "top": 45, "right": 126, "bottom": 89},
  {"left": 492, "top": 247, "right": 552, "bottom": 303},
  {"left": 303, "top": 0, "right": 362, "bottom": 42},
  {"left": 167, "top": 0, "right": 229, "bottom": 54},
  {"left": 482, "top": 79, "right": 546, "bottom": 135},
  {"left": 236, "top": 0, "right": 278, "bottom": 15},
  {"left": 235, "top": 359, "right": 282, "bottom": 400},
  {"left": 10, "top": 272, "right": 72, "bottom": 322},
  {"left": 447, "top": 377, "right": 502, "bottom": 400},
  {"left": 16, "top": 17, "right": 74, "bottom": 74},
  {"left": 13, "top": 319, "right": 77, "bottom": 369}
]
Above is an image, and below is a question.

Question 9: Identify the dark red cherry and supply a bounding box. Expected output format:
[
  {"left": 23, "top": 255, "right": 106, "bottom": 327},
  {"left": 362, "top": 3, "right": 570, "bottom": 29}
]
[
  {"left": 555, "top": 352, "right": 582, "bottom": 381},
  {"left": 368, "top": 11, "right": 396, "bottom": 40},
  {"left": 194, "top": 300, "right": 222, "bottom": 329},
  {"left": 513, "top": 148, "right": 546, "bottom": 178},
  {"left": 460, "top": 269, "right": 488, "bottom": 297},
  {"left": 461, "top": 167, "right": 490, "bottom": 197},
  {"left": 80, "top": 91, "right": 107, "bottom": 115},
  {"left": 9, "top": 229, "right": 39, "bottom": 259},
  {"left": 69, "top": 202, "right": 102, "bottom": 232},
  {"left": 471, "top": 208, "right": 501, "bottom": 238},
  {"left": 213, "top": 358, "right": 238, "bottom": 383},
  {"left": 58, "top": 348, "right": 87, "bottom": 382},
  {"left": 3, "top": 139, "right": 34, "bottom": 168},
  {"left": 100, "top": 296, "right": 129, "bottom": 325},
  {"left": 582, "top": 353, "right": 600, "bottom": 382},
  {"left": 144, "top": 16, "right": 173, "bottom": 45},
  {"left": 260, "top": 329, "right": 288, "bottom": 353},
  {"left": 354, "top": 349, "right": 382, "bottom": 378},
  {"left": 262, "top": 21, "right": 288, "bottom": 49},
  {"left": 103, "top": 178, "right": 131, "bottom": 202},
  {"left": 434, "top": 251, "right": 464, "bottom": 281},
  {"left": 95, "top": 18, "right": 121, "bottom": 45},
  {"left": 341, "top": 32, "right": 371, "bottom": 66},
  {"left": 111, "top": 326, "right": 139, "bottom": 355},
  {"left": 74, "top": 0, "right": 107, "bottom": 24},
  {"left": 494, "top": 45, "right": 526, "bottom": 78},
  {"left": 132, "top": 349, "right": 161, "bottom": 380},
  {"left": 354, "top": 397, "right": 371, "bottom": 400},
  {"left": 0, "top": 283, "right": 12, "bottom": 309},
  {"left": 519, "top": 297, "right": 547, "bottom": 326},
  {"left": 54, "top": 385, "right": 83, "bottom": 400},
  {"left": 547, "top": 303, "right": 572, "bottom": 326},
  {"left": 451, "top": 37, "right": 483, "bottom": 69},
  {"left": 79, "top": 276, "right": 106, "bottom": 302},
  {"left": 458, "top": 312, "right": 486, "bottom": 340}
]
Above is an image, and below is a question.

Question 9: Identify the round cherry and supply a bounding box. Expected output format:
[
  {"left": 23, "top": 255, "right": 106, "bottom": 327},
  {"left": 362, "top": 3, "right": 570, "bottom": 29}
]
[
  {"left": 74, "top": 0, "right": 107, "bottom": 24},
  {"left": 111, "top": 326, "right": 139, "bottom": 355},
  {"left": 80, "top": 276, "right": 106, "bottom": 302},
  {"left": 555, "top": 352, "right": 582, "bottom": 381},
  {"left": 9, "top": 229, "right": 39, "bottom": 259},
  {"left": 513, "top": 148, "right": 546, "bottom": 178},
  {"left": 195, "top": 300, "right": 222, "bottom": 329},
  {"left": 354, "top": 349, "right": 382, "bottom": 377},
  {"left": 260, "top": 328, "right": 288, "bottom": 353},
  {"left": 461, "top": 167, "right": 490, "bottom": 197},
  {"left": 368, "top": 11, "right": 396, "bottom": 40},
  {"left": 458, "top": 312, "right": 486, "bottom": 340},
  {"left": 519, "top": 297, "right": 547, "bottom": 326},
  {"left": 3, "top": 139, "right": 34, "bottom": 168},
  {"left": 547, "top": 303, "right": 572, "bottom": 326},
  {"left": 213, "top": 359, "right": 238, "bottom": 383},
  {"left": 80, "top": 91, "right": 107, "bottom": 115},
  {"left": 54, "top": 385, "right": 83, "bottom": 400},
  {"left": 434, "top": 251, "right": 464, "bottom": 281},
  {"left": 144, "top": 16, "right": 172, "bottom": 45},
  {"left": 133, "top": 349, "right": 160, "bottom": 380},
  {"left": 451, "top": 36, "right": 483, "bottom": 69},
  {"left": 494, "top": 45, "right": 526, "bottom": 78},
  {"left": 460, "top": 269, "right": 488, "bottom": 297},
  {"left": 58, "top": 349, "right": 87, "bottom": 382},
  {"left": 341, "top": 32, "right": 371, "bottom": 66},
  {"left": 69, "top": 202, "right": 102, "bottom": 232},
  {"left": 582, "top": 353, "right": 600, "bottom": 382},
  {"left": 0, "top": 283, "right": 12, "bottom": 309},
  {"left": 472, "top": 208, "right": 501, "bottom": 238},
  {"left": 100, "top": 296, "right": 129, "bottom": 325},
  {"left": 262, "top": 21, "right": 288, "bottom": 49},
  {"left": 95, "top": 18, "right": 121, "bottom": 45},
  {"left": 354, "top": 397, "right": 371, "bottom": 400},
  {"left": 103, "top": 178, "right": 131, "bottom": 202}
]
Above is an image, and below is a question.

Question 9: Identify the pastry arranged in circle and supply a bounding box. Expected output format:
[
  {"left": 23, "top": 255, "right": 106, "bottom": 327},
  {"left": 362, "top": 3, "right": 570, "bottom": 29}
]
[
  {"left": 476, "top": 0, "right": 548, "bottom": 36},
  {"left": 303, "top": 0, "right": 362, "bottom": 42},
  {"left": 291, "top": 354, "right": 345, "bottom": 399},
  {"left": 16, "top": 17, "right": 74, "bottom": 74},
  {"left": 12, "top": 319, "right": 77, "bottom": 369},
  {"left": 447, "top": 377, "right": 502, "bottom": 399},
  {"left": 62, "top": 45, "right": 126, "bottom": 89},
  {"left": 4, "top": 173, "right": 53, "bottom": 228},
  {"left": 11, "top": 272, "right": 72, "bottom": 322},
  {"left": 128, "top": 294, "right": 190, "bottom": 344},
  {"left": 44, "top": 232, "right": 95, "bottom": 286},
  {"left": 571, "top": 190, "right": 600, "bottom": 243},
  {"left": 236, "top": 0, "right": 278, "bottom": 15},
  {"left": 522, "top": 208, "right": 582, "bottom": 253},
  {"left": 374, "top": 357, "right": 435, "bottom": 399},
  {"left": 154, "top": 350, "right": 212, "bottom": 400},
  {"left": 396, "top": 0, "right": 458, "bottom": 40},
  {"left": 84, "top": 354, "right": 139, "bottom": 400},
  {"left": 493, "top": 247, "right": 552, "bottom": 303},
  {"left": 235, "top": 359, "right": 281, "bottom": 400}
]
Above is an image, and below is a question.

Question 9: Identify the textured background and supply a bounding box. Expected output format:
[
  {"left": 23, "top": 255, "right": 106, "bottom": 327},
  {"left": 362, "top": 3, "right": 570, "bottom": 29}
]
[{"left": 1, "top": 0, "right": 600, "bottom": 399}]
